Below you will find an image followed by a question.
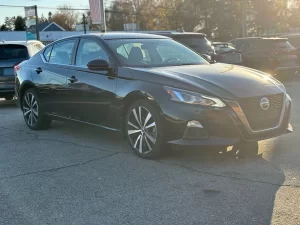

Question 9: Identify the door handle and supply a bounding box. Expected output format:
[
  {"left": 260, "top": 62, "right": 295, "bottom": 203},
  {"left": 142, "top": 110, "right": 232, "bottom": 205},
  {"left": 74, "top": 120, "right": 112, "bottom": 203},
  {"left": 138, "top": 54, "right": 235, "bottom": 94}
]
[
  {"left": 35, "top": 67, "right": 42, "bottom": 74},
  {"left": 68, "top": 76, "right": 78, "bottom": 83}
]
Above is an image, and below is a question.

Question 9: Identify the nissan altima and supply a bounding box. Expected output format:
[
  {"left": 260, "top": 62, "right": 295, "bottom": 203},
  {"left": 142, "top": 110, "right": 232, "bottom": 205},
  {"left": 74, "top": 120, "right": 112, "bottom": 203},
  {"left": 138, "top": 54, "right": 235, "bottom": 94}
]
[{"left": 15, "top": 33, "right": 292, "bottom": 159}]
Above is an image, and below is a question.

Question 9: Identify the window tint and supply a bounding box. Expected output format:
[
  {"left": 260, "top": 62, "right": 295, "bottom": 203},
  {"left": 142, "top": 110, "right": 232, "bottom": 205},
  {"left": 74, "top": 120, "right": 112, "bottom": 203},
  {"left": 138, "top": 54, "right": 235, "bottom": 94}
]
[
  {"left": 256, "top": 40, "right": 294, "bottom": 50},
  {"left": 0, "top": 44, "right": 28, "bottom": 60},
  {"left": 174, "top": 36, "right": 213, "bottom": 53},
  {"left": 107, "top": 39, "right": 208, "bottom": 67},
  {"left": 43, "top": 45, "right": 52, "bottom": 62},
  {"left": 49, "top": 39, "right": 76, "bottom": 65},
  {"left": 75, "top": 39, "right": 109, "bottom": 67},
  {"left": 116, "top": 43, "right": 151, "bottom": 62}
]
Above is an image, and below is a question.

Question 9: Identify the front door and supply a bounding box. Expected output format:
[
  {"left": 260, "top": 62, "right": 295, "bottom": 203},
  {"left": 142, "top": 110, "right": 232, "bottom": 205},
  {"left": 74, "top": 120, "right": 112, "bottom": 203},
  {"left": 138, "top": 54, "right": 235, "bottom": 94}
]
[{"left": 66, "top": 38, "right": 117, "bottom": 126}]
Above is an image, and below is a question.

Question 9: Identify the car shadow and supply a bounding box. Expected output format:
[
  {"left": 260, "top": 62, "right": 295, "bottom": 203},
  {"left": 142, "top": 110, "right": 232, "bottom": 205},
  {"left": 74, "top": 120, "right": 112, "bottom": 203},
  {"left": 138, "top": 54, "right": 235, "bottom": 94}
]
[
  {"left": 0, "top": 99, "right": 18, "bottom": 108},
  {"left": 45, "top": 120, "right": 285, "bottom": 224}
]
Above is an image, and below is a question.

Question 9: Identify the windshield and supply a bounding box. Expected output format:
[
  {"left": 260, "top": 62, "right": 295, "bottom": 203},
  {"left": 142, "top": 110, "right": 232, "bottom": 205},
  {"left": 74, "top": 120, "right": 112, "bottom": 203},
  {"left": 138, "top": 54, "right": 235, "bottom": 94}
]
[
  {"left": 173, "top": 36, "right": 214, "bottom": 54},
  {"left": 107, "top": 38, "right": 209, "bottom": 67},
  {"left": 0, "top": 44, "right": 28, "bottom": 60}
]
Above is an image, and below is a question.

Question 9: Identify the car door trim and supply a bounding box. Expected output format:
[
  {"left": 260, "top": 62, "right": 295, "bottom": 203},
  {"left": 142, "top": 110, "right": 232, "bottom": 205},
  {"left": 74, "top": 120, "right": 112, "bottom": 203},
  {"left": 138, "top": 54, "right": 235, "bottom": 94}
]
[{"left": 45, "top": 112, "right": 119, "bottom": 131}]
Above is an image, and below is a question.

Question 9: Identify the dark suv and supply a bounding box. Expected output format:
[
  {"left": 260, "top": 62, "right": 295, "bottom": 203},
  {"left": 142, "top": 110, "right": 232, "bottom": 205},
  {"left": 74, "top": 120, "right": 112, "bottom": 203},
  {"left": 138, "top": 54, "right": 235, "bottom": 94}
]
[
  {"left": 230, "top": 37, "right": 299, "bottom": 76},
  {"left": 151, "top": 32, "right": 218, "bottom": 61}
]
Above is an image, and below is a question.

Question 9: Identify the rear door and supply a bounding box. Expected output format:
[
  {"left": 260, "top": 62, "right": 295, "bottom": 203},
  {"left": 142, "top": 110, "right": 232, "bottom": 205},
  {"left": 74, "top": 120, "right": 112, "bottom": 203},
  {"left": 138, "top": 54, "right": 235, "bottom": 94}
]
[
  {"left": 0, "top": 44, "right": 29, "bottom": 93},
  {"left": 33, "top": 39, "right": 78, "bottom": 115}
]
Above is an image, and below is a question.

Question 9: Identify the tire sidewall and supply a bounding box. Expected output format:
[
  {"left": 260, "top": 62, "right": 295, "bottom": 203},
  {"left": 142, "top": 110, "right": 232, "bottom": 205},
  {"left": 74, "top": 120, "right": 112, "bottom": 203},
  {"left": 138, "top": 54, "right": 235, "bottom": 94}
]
[
  {"left": 22, "top": 88, "right": 50, "bottom": 130},
  {"left": 125, "top": 100, "right": 164, "bottom": 159}
]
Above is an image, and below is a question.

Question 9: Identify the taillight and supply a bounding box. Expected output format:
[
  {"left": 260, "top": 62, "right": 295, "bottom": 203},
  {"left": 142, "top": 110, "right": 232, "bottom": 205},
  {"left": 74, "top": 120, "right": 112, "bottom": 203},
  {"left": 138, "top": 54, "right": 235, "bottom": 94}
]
[{"left": 14, "top": 63, "right": 20, "bottom": 73}]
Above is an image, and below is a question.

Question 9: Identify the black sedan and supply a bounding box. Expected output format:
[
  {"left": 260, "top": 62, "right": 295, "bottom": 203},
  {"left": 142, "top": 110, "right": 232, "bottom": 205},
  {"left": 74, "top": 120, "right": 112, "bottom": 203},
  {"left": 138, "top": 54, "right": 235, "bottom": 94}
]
[{"left": 15, "top": 33, "right": 292, "bottom": 158}]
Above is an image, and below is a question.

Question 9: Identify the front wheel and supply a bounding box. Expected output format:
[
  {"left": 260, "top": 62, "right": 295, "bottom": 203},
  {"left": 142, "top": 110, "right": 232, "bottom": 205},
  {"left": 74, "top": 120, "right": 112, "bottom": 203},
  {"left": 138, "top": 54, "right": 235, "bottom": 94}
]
[
  {"left": 22, "top": 88, "right": 52, "bottom": 130},
  {"left": 125, "top": 100, "right": 164, "bottom": 159}
]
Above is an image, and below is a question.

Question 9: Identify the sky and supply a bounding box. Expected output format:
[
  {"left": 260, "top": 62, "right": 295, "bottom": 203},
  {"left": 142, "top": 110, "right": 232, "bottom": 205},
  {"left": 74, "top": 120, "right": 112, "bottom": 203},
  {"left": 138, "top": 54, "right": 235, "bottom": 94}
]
[{"left": 0, "top": 0, "right": 111, "bottom": 24}]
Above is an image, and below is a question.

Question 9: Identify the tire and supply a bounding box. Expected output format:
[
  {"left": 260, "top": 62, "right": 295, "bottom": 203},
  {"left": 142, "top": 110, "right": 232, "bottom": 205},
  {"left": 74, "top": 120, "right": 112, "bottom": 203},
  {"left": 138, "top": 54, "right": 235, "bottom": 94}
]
[
  {"left": 5, "top": 96, "right": 13, "bottom": 101},
  {"left": 125, "top": 99, "right": 165, "bottom": 159},
  {"left": 22, "top": 88, "right": 52, "bottom": 130},
  {"left": 233, "top": 141, "right": 259, "bottom": 158}
]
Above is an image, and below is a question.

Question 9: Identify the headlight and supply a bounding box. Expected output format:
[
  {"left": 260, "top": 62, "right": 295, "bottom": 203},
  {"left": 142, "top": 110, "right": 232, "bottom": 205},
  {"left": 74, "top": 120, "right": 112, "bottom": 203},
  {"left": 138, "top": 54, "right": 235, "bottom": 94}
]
[{"left": 164, "top": 86, "right": 226, "bottom": 107}]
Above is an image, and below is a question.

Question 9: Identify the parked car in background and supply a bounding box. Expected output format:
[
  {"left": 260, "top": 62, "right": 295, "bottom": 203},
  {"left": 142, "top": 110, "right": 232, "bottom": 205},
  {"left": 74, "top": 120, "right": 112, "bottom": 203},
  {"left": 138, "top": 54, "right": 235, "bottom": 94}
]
[
  {"left": 0, "top": 40, "right": 44, "bottom": 100},
  {"left": 280, "top": 33, "right": 300, "bottom": 48},
  {"left": 212, "top": 42, "right": 242, "bottom": 65},
  {"left": 280, "top": 33, "right": 300, "bottom": 65},
  {"left": 15, "top": 33, "right": 292, "bottom": 159},
  {"left": 150, "top": 32, "right": 219, "bottom": 62},
  {"left": 229, "top": 37, "right": 299, "bottom": 76}
]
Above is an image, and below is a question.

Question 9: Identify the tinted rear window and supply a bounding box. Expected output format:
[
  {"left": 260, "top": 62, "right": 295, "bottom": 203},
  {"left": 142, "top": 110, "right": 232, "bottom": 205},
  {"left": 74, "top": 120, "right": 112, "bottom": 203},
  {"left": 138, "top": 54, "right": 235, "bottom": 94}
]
[
  {"left": 0, "top": 44, "right": 28, "bottom": 60},
  {"left": 173, "top": 36, "right": 213, "bottom": 53},
  {"left": 257, "top": 40, "right": 294, "bottom": 50}
]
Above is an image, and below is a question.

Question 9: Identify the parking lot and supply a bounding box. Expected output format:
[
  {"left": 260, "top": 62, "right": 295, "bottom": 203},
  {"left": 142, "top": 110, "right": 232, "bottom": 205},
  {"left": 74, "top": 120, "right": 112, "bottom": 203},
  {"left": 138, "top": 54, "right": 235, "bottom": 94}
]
[{"left": 0, "top": 77, "right": 299, "bottom": 225}]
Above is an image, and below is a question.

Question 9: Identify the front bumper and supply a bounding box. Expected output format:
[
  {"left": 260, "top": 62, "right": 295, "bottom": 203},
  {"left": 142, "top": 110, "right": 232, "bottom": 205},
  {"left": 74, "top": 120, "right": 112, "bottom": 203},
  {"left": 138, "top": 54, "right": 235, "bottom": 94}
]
[{"left": 163, "top": 94, "right": 292, "bottom": 147}]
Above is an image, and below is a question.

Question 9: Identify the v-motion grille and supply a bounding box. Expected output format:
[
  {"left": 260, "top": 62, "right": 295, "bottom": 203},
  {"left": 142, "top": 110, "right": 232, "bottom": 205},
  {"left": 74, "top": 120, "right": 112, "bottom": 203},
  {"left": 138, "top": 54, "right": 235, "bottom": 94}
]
[{"left": 238, "top": 93, "right": 284, "bottom": 131}]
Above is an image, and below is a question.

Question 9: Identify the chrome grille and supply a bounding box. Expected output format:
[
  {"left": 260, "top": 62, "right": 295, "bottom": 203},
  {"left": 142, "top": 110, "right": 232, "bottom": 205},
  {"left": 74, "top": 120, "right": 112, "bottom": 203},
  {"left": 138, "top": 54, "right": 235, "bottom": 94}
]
[{"left": 238, "top": 93, "right": 284, "bottom": 130}]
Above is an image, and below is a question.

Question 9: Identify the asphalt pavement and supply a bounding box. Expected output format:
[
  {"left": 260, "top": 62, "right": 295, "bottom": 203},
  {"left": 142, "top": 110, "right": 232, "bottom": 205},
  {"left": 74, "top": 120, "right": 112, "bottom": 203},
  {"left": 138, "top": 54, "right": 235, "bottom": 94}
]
[{"left": 0, "top": 77, "right": 300, "bottom": 225}]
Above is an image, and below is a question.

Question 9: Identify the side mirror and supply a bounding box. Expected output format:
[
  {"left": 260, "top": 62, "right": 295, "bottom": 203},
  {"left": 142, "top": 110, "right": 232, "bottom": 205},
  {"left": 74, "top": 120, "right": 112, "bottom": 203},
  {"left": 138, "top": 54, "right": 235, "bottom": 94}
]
[{"left": 87, "top": 59, "right": 112, "bottom": 71}]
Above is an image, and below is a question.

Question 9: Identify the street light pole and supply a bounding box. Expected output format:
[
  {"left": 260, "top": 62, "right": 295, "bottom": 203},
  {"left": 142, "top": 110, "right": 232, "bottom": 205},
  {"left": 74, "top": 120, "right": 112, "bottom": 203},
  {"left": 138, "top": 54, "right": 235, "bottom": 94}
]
[
  {"left": 34, "top": 5, "right": 40, "bottom": 40},
  {"left": 242, "top": 0, "right": 246, "bottom": 37}
]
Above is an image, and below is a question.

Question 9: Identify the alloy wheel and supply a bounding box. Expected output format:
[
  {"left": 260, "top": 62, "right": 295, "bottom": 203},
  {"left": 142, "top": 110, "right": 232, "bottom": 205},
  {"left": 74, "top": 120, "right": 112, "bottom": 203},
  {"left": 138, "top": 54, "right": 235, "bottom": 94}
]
[
  {"left": 23, "top": 93, "right": 39, "bottom": 127},
  {"left": 127, "top": 106, "right": 157, "bottom": 154}
]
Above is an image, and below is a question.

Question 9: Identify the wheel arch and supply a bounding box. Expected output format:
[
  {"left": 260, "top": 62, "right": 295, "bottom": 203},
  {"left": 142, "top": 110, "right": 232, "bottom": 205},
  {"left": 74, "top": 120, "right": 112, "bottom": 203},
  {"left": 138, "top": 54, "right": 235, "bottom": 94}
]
[
  {"left": 19, "top": 81, "right": 36, "bottom": 110},
  {"left": 120, "top": 90, "right": 163, "bottom": 135}
]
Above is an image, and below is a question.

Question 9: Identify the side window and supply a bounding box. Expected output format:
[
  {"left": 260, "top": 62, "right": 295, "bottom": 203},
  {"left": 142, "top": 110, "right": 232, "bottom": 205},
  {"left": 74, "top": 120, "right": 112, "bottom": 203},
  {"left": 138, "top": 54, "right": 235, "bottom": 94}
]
[
  {"left": 75, "top": 39, "right": 109, "bottom": 67},
  {"left": 116, "top": 43, "right": 151, "bottom": 63},
  {"left": 49, "top": 39, "right": 76, "bottom": 65},
  {"left": 157, "top": 45, "right": 187, "bottom": 61},
  {"left": 43, "top": 45, "right": 52, "bottom": 62}
]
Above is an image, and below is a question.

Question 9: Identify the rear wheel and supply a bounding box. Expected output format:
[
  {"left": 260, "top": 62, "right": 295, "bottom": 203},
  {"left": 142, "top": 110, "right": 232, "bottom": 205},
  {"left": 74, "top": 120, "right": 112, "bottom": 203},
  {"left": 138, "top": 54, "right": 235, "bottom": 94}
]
[
  {"left": 22, "top": 88, "right": 52, "bottom": 130},
  {"left": 125, "top": 100, "right": 164, "bottom": 159}
]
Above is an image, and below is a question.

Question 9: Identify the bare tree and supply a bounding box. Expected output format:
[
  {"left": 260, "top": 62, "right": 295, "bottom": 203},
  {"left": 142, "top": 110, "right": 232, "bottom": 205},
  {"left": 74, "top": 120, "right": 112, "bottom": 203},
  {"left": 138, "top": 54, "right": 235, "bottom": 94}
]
[{"left": 52, "top": 5, "right": 79, "bottom": 31}]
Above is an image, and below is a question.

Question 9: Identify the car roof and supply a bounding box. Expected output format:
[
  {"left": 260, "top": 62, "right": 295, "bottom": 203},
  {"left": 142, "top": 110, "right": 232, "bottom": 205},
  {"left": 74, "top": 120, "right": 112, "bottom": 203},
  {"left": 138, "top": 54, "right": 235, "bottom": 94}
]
[
  {"left": 230, "top": 37, "right": 287, "bottom": 43},
  {"left": 91, "top": 32, "right": 170, "bottom": 40},
  {"left": 0, "top": 40, "right": 42, "bottom": 46},
  {"left": 152, "top": 32, "right": 206, "bottom": 38}
]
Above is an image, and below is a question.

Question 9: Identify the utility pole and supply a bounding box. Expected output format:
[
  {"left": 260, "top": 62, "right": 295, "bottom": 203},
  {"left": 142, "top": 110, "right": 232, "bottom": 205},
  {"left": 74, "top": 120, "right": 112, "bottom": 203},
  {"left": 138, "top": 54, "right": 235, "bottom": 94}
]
[
  {"left": 34, "top": 5, "right": 40, "bottom": 40},
  {"left": 83, "top": 14, "right": 87, "bottom": 34},
  {"left": 100, "top": 0, "right": 106, "bottom": 32},
  {"left": 241, "top": 0, "right": 246, "bottom": 37}
]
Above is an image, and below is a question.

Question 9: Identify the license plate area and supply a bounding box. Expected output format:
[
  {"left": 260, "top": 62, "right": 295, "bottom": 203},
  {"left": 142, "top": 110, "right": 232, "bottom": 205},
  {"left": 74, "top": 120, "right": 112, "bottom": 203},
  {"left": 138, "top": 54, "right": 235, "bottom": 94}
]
[{"left": 0, "top": 68, "right": 14, "bottom": 76}]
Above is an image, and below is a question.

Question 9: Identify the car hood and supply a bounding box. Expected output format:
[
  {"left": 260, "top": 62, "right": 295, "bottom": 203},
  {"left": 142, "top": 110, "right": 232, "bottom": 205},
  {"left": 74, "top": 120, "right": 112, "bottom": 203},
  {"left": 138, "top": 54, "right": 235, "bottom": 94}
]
[{"left": 126, "top": 63, "right": 284, "bottom": 99}]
